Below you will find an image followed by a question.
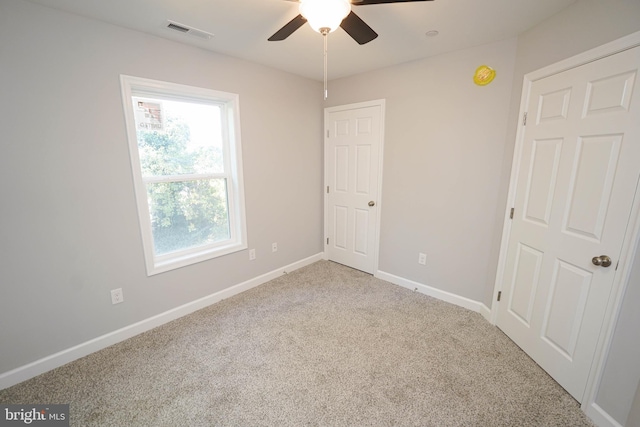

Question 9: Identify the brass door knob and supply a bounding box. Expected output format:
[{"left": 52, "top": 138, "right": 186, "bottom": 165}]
[
  {"left": 592, "top": 255, "right": 612, "bottom": 267},
  {"left": 368, "top": 201, "right": 375, "bottom": 207}
]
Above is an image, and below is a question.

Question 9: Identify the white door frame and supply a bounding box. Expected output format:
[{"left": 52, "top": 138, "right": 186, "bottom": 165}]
[
  {"left": 490, "top": 31, "right": 640, "bottom": 421},
  {"left": 323, "top": 99, "right": 386, "bottom": 274}
]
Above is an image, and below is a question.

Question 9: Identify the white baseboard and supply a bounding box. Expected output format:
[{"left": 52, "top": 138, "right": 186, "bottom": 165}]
[
  {"left": 479, "top": 303, "right": 492, "bottom": 323},
  {"left": 584, "top": 402, "right": 623, "bottom": 427},
  {"left": 375, "top": 270, "right": 485, "bottom": 314},
  {"left": 0, "top": 253, "right": 323, "bottom": 391}
]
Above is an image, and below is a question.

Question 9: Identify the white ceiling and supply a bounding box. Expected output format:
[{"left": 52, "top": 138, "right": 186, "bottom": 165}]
[{"left": 27, "top": 0, "right": 576, "bottom": 81}]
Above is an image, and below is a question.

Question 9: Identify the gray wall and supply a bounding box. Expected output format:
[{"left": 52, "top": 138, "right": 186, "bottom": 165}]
[
  {"left": 326, "top": 38, "right": 518, "bottom": 303},
  {"left": 627, "top": 381, "right": 640, "bottom": 427},
  {"left": 599, "top": 249, "right": 640, "bottom": 426},
  {"left": 0, "top": 0, "right": 323, "bottom": 374}
]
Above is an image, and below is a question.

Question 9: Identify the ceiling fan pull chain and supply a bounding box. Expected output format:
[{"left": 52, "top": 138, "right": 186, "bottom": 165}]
[{"left": 322, "top": 28, "right": 329, "bottom": 100}]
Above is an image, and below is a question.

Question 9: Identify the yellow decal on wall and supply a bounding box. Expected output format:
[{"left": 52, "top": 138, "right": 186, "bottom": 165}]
[{"left": 473, "top": 65, "right": 496, "bottom": 86}]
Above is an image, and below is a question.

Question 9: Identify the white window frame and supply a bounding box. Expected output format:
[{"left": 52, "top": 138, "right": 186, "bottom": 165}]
[{"left": 120, "top": 75, "right": 247, "bottom": 275}]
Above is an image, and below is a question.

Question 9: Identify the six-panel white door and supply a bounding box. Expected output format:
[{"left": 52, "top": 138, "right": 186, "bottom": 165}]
[
  {"left": 325, "top": 102, "right": 383, "bottom": 274},
  {"left": 497, "top": 46, "right": 640, "bottom": 401}
]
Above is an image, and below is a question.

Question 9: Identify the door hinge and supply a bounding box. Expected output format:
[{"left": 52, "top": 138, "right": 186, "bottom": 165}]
[
  {"left": 326, "top": 129, "right": 330, "bottom": 138},
  {"left": 523, "top": 112, "right": 528, "bottom": 126},
  {"left": 497, "top": 291, "right": 502, "bottom": 302},
  {"left": 327, "top": 186, "right": 329, "bottom": 194},
  {"left": 510, "top": 208, "right": 514, "bottom": 219},
  {"left": 326, "top": 237, "right": 329, "bottom": 245}
]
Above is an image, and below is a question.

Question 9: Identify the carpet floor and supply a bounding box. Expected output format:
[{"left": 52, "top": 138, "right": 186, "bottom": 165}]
[{"left": 0, "top": 260, "right": 595, "bottom": 426}]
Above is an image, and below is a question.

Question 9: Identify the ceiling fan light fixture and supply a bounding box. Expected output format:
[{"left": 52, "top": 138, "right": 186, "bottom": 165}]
[{"left": 299, "top": 0, "right": 351, "bottom": 33}]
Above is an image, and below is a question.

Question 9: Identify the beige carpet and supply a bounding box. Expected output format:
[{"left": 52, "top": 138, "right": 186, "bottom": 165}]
[{"left": 0, "top": 260, "right": 594, "bottom": 426}]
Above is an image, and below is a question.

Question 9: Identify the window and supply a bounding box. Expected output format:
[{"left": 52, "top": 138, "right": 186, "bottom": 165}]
[{"left": 120, "top": 75, "right": 246, "bottom": 275}]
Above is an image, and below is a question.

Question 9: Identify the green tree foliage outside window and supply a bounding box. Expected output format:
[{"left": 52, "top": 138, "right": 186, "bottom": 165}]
[{"left": 136, "top": 106, "right": 230, "bottom": 255}]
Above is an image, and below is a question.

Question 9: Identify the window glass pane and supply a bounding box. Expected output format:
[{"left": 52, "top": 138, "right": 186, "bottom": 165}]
[
  {"left": 133, "top": 97, "right": 225, "bottom": 176},
  {"left": 146, "top": 179, "right": 230, "bottom": 255}
]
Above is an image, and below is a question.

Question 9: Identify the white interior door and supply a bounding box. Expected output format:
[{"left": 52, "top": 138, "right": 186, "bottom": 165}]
[
  {"left": 497, "top": 46, "right": 640, "bottom": 402},
  {"left": 325, "top": 101, "right": 384, "bottom": 274}
]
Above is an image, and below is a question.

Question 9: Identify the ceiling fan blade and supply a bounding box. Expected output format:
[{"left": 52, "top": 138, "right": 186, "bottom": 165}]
[
  {"left": 352, "top": 0, "right": 433, "bottom": 4},
  {"left": 268, "top": 14, "right": 307, "bottom": 41},
  {"left": 340, "top": 11, "right": 378, "bottom": 45}
]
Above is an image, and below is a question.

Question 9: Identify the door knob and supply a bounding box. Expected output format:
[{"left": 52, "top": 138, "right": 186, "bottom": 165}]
[
  {"left": 592, "top": 255, "right": 612, "bottom": 267},
  {"left": 368, "top": 201, "right": 375, "bottom": 207}
]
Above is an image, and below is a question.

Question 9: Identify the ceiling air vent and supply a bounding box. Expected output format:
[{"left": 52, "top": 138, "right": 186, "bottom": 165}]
[
  {"left": 167, "top": 22, "right": 189, "bottom": 33},
  {"left": 165, "top": 20, "right": 213, "bottom": 40}
]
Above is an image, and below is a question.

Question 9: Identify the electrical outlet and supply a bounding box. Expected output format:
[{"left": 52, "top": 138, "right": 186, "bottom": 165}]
[
  {"left": 249, "top": 249, "right": 256, "bottom": 260},
  {"left": 418, "top": 253, "right": 427, "bottom": 265},
  {"left": 272, "top": 242, "right": 278, "bottom": 252},
  {"left": 111, "top": 288, "right": 124, "bottom": 305}
]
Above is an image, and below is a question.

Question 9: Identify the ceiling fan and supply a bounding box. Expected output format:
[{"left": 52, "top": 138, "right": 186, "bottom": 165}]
[
  {"left": 268, "top": 0, "right": 434, "bottom": 45},
  {"left": 268, "top": 0, "right": 434, "bottom": 99}
]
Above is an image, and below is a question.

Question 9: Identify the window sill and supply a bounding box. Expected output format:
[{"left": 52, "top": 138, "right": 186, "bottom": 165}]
[{"left": 147, "top": 241, "right": 247, "bottom": 276}]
